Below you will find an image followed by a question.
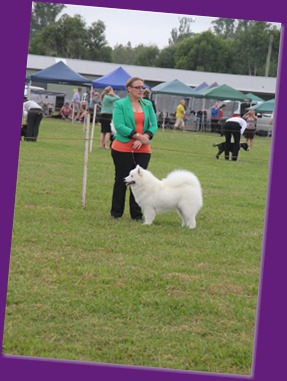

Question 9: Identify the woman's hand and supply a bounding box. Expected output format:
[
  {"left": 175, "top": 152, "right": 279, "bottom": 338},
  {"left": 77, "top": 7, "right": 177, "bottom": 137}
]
[
  {"left": 132, "top": 133, "right": 150, "bottom": 149},
  {"left": 137, "top": 133, "right": 150, "bottom": 145},
  {"left": 132, "top": 140, "right": 142, "bottom": 149}
]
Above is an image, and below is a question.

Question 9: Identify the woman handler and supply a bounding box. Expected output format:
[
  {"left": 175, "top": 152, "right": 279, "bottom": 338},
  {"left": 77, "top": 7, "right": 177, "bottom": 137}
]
[{"left": 110, "top": 77, "right": 158, "bottom": 221}]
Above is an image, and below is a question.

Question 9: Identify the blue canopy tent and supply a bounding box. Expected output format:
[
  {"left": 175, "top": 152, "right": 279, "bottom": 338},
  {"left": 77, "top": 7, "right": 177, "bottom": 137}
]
[
  {"left": 194, "top": 82, "right": 219, "bottom": 95},
  {"left": 30, "top": 60, "right": 92, "bottom": 86},
  {"left": 193, "top": 81, "right": 209, "bottom": 92},
  {"left": 29, "top": 60, "right": 93, "bottom": 121},
  {"left": 92, "top": 66, "right": 132, "bottom": 90}
]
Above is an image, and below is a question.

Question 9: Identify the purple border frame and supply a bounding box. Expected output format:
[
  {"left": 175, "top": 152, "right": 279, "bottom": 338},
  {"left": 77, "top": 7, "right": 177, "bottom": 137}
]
[{"left": 1, "top": 1, "right": 286, "bottom": 380}]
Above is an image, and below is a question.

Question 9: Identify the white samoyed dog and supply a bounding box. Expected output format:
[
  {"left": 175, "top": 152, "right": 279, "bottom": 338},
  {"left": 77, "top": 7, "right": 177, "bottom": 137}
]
[{"left": 124, "top": 165, "right": 203, "bottom": 228}]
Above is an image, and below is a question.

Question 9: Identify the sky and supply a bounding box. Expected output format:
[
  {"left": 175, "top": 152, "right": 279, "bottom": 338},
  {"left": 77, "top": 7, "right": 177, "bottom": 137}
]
[{"left": 59, "top": 4, "right": 218, "bottom": 49}]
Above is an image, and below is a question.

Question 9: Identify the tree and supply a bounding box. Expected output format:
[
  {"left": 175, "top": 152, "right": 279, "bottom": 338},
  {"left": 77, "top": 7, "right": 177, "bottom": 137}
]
[
  {"left": 168, "top": 17, "right": 195, "bottom": 45},
  {"left": 30, "top": 14, "right": 88, "bottom": 59},
  {"left": 29, "top": 14, "right": 112, "bottom": 61},
  {"left": 156, "top": 45, "right": 177, "bottom": 68},
  {"left": 30, "top": 2, "right": 66, "bottom": 38},
  {"left": 85, "top": 21, "right": 112, "bottom": 62},
  {"left": 112, "top": 43, "right": 136, "bottom": 64},
  {"left": 174, "top": 31, "right": 231, "bottom": 73},
  {"left": 211, "top": 18, "right": 236, "bottom": 38},
  {"left": 230, "top": 21, "right": 280, "bottom": 76},
  {"left": 133, "top": 45, "right": 160, "bottom": 67}
]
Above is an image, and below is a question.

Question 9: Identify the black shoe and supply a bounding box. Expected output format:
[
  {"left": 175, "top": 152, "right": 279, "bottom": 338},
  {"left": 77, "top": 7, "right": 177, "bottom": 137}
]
[{"left": 111, "top": 215, "right": 120, "bottom": 220}]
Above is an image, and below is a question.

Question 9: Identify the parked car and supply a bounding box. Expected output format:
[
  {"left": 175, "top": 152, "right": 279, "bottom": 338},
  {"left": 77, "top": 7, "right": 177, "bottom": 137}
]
[{"left": 255, "top": 113, "right": 272, "bottom": 136}]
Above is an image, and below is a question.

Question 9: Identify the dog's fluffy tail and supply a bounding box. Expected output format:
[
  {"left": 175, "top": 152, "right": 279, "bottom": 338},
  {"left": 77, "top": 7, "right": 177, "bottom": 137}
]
[{"left": 164, "top": 170, "right": 201, "bottom": 188}]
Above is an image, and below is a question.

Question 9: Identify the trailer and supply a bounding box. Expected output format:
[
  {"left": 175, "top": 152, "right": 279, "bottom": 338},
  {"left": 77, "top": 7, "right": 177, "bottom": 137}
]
[{"left": 24, "top": 85, "right": 66, "bottom": 115}]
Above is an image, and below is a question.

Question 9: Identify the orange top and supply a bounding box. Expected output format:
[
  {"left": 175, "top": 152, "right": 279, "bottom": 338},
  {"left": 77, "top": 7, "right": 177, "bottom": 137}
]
[{"left": 112, "top": 112, "right": 151, "bottom": 153}]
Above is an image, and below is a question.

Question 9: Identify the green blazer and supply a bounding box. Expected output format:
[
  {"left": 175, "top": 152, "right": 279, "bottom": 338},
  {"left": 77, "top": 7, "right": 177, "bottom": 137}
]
[{"left": 112, "top": 96, "right": 158, "bottom": 142}]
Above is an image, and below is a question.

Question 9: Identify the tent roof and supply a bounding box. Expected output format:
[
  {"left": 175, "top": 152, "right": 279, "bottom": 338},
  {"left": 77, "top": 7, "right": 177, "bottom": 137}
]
[
  {"left": 151, "top": 79, "right": 197, "bottom": 97},
  {"left": 193, "top": 81, "right": 209, "bottom": 92},
  {"left": 30, "top": 60, "right": 92, "bottom": 86},
  {"left": 251, "top": 98, "right": 275, "bottom": 113},
  {"left": 195, "top": 82, "right": 219, "bottom": 95},
  {"left": 196, "top": 84, "right": 251, "bottom": 101},
  {"left": 245, "top": 92, "right": 265, "bottom": 102},
  {"left": 30, "top": 89, "right": 66, "bottom": 96},
  {"left": 92, "top": 66, "right": 132, "bottom": 90}
]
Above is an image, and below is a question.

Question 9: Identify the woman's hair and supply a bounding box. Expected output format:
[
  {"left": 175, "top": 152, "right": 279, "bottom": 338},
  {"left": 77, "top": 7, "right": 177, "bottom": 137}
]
[
  {"left": 143, "top": 89, "right": 151, "bottom": 98},
  {"left": 125, "top": 77, "right": 144, "bottom": 91},
  {"left": 100, "top": 86, "right": 112, "bottom": 101}
]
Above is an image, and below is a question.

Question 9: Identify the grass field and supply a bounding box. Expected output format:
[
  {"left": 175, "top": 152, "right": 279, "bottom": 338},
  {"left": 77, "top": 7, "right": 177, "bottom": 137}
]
[{"left": 3, "top": 118, "right": 272, "bottom": 375}]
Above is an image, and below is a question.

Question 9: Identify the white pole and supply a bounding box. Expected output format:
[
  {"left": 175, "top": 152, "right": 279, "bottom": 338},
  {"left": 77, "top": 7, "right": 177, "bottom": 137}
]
[
  {"left": 90, "top": 103, "right": 97, "bottom": 152},
  {"left": 202, "top": 98, "right": 206, "bottom": 132},
  {"left": 82, "top": 112, "right": 90, "bottom": 208},
  {"left": 162, "top": 113, "right": 165, "bottom": 130}
]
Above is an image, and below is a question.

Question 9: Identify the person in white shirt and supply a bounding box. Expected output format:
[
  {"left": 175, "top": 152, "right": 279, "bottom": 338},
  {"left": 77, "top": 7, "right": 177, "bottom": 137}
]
[
  {"left": 224, "top": 116, "right": 247, "bottom": 161},
  {"left": 23, "top": 97, "right": 43, "bottom": 142},
  {"left": 72, "top": 88, "right": 82, "bottom": 113}
]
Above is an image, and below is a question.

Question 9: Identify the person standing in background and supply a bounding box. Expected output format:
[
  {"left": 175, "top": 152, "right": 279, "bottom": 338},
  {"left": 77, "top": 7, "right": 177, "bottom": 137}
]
[
  {"left": 72, "top": 88, "right": 82, "bottom": 117},
  {"left": 173, "top": 99, "right": 186, "bottom": 132},
  {"left": 211, "top": 102, "right": 221, "bottom": 133},
  {"left": 242, "top": 109, "right": 257, "bottom": 149},
  {"left": 99, "top": 86, "right": 120, "bottom": 149},
  {"left": 143, "top": 88, "right": 156, "bottom": 113}
]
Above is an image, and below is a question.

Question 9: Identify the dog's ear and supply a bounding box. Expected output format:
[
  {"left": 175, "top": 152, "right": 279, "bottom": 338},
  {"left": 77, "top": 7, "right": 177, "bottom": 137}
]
[{"left": 137, "top": 165, "right": 142, "bottom": 176}]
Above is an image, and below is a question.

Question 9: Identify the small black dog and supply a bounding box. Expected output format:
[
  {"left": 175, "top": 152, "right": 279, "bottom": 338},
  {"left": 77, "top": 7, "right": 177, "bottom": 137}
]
[{"left": 213, "top": 142, "right": 249, "bottom": 159}]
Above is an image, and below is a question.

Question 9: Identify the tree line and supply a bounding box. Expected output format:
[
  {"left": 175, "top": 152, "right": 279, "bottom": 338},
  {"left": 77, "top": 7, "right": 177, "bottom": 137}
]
[{"left": 29, "top": 3, "right": 280, "bottom": 77}]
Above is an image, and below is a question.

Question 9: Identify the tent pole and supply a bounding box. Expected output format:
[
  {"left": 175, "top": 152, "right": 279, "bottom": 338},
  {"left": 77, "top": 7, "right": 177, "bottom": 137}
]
[
  {"left": 82, "top": 113, "right": 90, "bottom": 208},
  {"left": 90, "top": 103, "right": 97, "bottom": 152},
  {"left": 202, "top": 98, "right": 206, "bottom": 132}
]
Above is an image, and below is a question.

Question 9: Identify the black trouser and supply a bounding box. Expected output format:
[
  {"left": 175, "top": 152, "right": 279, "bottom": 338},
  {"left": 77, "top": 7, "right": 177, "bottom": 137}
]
[
  {"left": 211, "top": 118, "right": 219, "bottom": 133},
  {"left": 224, "top": 121, "right": 241, "bottom": 160},
  {"left": 25, "top": 109, "right": 43, "bottom": 142},
  {"left": 111, "top": 150, "right": 151, "bottom": 219}
]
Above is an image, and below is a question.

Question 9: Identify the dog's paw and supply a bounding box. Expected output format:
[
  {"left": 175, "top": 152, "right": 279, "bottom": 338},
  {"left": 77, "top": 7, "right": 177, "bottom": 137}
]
[{"left": 143, "top": 221, "right": 153, "bottom": 225}]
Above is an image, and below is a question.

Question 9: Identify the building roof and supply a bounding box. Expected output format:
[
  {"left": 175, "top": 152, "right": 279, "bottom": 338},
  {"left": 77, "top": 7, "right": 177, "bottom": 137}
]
[{"left": 27, "top": 54, "right": 277, "bottom": 96}]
